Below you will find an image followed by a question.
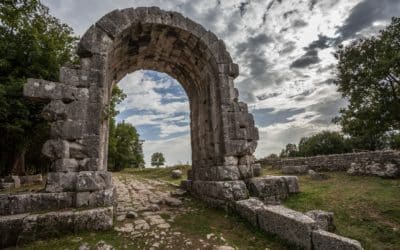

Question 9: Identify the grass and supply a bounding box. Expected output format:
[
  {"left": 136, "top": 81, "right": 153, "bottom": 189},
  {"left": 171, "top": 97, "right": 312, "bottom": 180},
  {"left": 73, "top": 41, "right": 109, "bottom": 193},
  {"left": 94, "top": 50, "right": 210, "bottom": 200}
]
[
  {"left": 172, "top": 199, "right": 290, "bottom": 250},
  {"left": 261, "top": 165, "right": 400, "bottom": 250},
  {"left": 120, "top": 164, "right": 191, "bottom": 185}
]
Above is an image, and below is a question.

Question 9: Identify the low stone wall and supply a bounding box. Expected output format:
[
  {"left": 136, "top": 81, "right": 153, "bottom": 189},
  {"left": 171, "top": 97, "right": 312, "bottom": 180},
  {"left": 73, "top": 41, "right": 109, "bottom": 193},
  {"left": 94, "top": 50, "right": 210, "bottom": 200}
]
[
  {"left": 0, "top": 188, "right": 114, "bottom": 216},
  {"left": 0, "top": 206, "right": 113, "bottom": 248},
  {"left": 257, "top": 150, "right": 400, "bottom": 178},
  {"left": 235, "top": 198, "right": 363, "bottom": 250}
]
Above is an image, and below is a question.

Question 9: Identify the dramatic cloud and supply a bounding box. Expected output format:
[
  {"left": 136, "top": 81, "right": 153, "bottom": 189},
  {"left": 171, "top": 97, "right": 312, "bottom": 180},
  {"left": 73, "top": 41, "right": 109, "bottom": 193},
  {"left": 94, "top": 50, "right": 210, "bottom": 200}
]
[{"left": 41, "top": 0, "right": 400, "bottom": 164}]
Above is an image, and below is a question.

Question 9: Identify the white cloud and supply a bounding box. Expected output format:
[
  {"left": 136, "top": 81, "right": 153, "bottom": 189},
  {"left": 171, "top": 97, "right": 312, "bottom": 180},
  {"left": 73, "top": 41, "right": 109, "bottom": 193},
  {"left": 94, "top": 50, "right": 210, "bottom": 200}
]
[{"left": 143, "top": 134, "right": 191, "bottom": 167}]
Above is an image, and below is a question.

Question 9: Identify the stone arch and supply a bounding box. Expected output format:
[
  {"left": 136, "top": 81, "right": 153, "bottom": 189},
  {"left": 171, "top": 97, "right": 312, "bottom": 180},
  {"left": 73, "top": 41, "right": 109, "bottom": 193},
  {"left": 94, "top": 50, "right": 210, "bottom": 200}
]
[{"left": 23, "top": 7, "right": 259, "bottom": 204}]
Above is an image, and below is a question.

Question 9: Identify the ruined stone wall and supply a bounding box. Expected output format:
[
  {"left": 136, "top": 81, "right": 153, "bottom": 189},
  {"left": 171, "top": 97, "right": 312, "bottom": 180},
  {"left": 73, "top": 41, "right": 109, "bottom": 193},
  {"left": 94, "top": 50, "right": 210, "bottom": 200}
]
[{"left": 258, "top": 150, "right": 400, "bottom": 173}]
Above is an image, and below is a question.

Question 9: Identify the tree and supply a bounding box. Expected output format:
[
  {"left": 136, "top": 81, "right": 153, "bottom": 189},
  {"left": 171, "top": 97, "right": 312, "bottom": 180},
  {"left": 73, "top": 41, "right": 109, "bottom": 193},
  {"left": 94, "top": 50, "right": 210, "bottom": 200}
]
[
  {"left": 108, "top": 121, "right": 144, "bottom": 171},
  {"left": 298, "top": 131, "right": 351, "bottom": 156},
  {"left": 279, "top": 143, "right": 299, "bottom": 158},
  {"left": 334, "top": 17, "right": 400, "bottom": 150},
  {"left": 107, "top": 85, "right": 144, "bottom": 171},
  {"left": 151, "top": 152, "right": 165, "bottom": 168},
  {"left": 0, "top": 0, "right": 77, "bottom": 176}
]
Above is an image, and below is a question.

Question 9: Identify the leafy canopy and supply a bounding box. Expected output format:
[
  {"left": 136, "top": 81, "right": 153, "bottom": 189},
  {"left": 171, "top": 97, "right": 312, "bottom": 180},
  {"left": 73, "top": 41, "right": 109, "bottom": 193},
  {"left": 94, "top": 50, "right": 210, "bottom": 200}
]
[
  {"left": 151, "top": 152, "right": 165, "bottom": 168},
  {"left": 0, "top": 0, "right": 77, "bottom": 175},
  {"left": 334, "top": 17, "right": 400, "bottom": 150}
]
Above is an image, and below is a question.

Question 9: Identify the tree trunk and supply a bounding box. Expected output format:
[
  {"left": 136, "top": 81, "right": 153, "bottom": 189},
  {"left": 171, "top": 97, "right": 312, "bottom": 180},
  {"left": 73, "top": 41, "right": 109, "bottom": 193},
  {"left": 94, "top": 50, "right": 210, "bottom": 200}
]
[{"left": 12, "top": 148, "right": 26, "bottom": 176}]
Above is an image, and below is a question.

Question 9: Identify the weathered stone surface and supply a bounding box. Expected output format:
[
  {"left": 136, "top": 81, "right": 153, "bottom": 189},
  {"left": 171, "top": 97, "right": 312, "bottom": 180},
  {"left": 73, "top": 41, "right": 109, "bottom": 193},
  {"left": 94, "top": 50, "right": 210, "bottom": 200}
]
[
  {"left": 19, "top": 174, "right": 43, "bottom": 185},
  {"left": 76, "top": 171, "right": 112, "bottom": 192},
  {"left": 282, "top": 165, "right": 309, "bottom": 175},
  {"left": 42, "top": 139, "right": 70, "bottom": 159},
  {"left": 312, "top": 230, "right": 363, "bottom": 250},
  {"left": 45, "top": 172, "right": 77, "bottom": 192},
  {"left": 171, "top": 169, "right": 182, "bottom": 179},
  {"left": 347, "top": 162, "right": 400, "bottom": 178},
  {"left": 247, "top": 176, "right": 299, "bottom": 203},
  {"left": 0, "top": 192, "right": 75, "bottom": 216},
  {"left": 192, "top": 180, "right": 248, "bottom": 201},
  {"left": 4, "top": 176, "right": 21, "bottom": 189},
  {"left": 258, "top": 205, "right": 317, "bottom": 249},
  {"left": 306, "top": 210, "right": 335, "bottom": 232},
  {"left": 24, "top": 79, "right": 80, "bottom": 102},
  {"left": 50, "top": 120, "right": 85, "bottom": 140},
  {"left": 258, "top": 150, "right": 400, "bottom": 179},
  {"left": 1, "top": 206, "right": 113, "bottom": 248},
  {"left": 308, "top": 169, "right": 330, "bottom": 180},
  {"left": 53, "top": 158, "right": 79, "bottom": 172},
  {"left": 235, "top": 198, "right": 265, "bottom": 227}
]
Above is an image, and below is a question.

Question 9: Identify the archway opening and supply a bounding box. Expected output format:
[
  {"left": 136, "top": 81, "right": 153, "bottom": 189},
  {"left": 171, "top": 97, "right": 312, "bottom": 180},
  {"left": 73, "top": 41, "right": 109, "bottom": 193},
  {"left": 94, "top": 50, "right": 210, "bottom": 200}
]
[{"left": 114, "top": 70, "right": 191, "bottom": 168}]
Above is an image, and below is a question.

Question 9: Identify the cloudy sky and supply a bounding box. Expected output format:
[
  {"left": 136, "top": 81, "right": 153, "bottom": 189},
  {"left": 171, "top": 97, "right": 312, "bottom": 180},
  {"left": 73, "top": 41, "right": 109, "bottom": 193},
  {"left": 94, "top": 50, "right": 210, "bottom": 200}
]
[{"left": 43, "top": 0, "right": 400, "bottom": 166}]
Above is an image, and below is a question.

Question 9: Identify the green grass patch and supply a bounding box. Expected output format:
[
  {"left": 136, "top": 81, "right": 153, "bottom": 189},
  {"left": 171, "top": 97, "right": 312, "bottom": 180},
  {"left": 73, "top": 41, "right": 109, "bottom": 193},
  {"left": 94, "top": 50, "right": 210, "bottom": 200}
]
[
  {"left": 261, "top": 165, "right": 400, "bottom": 250},
  {"left": 173, "top": 199, "right": 291, "bottom": 250},
  {"left": 117, "top": 164, "right": 190, "bottom": 185}
]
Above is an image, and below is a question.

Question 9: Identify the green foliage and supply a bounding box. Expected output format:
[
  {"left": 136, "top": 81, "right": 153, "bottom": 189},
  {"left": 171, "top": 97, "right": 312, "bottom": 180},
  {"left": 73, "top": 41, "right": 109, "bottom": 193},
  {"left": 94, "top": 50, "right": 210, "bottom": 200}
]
[
  {"left": 334, "top": 17, "right": 400, "bottom": 150},
  {"left": 298, "top": 131, "right": 351, "bottom": 156},
  {"left": 108, "top": 121, "right": 144, "bottom": 171},
  {"left": 389, "top": 132, "right": 400, "bottom": 150},
  {"left": 279, "top": 143, "right": 299, "bottom": 157},
  {"left": 0, "top": 0, "right": 77, "bottom": 175},
  {"left": 151, "top": 152, "right": 165, "bottom": 168},
  {"left": 107, "top": 85, "right": 143, "bottom": 171},
  {"left": 279, "top": 131, "right": 352, "bottom": 157}
]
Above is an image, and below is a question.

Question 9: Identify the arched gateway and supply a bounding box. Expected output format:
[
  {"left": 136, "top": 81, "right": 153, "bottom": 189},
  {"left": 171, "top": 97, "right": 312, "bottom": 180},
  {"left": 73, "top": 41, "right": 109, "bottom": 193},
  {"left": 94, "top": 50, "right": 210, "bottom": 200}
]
[{"left": 24, "top": 7, "right": 259, "bottom": 204}]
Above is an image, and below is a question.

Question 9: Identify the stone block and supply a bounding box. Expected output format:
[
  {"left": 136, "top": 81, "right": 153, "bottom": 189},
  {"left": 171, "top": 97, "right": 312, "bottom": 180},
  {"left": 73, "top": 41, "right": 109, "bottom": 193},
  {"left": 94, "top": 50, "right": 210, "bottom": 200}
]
[
  {"left": 68, "top": 141, "right": 88, "bottom": 159},
  {"left": 237, "top": 164, "right": 254, "bottom": 179},
  {"left": 24, "top": 79, "right": 79, "bottom": 102},
  {"left": 192, "top": 180, "right": 248, "bottom": 201},
  {"left": 75, "top": 188, "right": 115, "bottom": 207},
  {"left": 41, "top": 100, "right": 67, "bottom": 121},
  {"left": 216, "top": 165, "right": 240, "bottom": 180},
  {"left": 171, "top": 169, "right": 182, "bottom": 179},
  {"left": 224, "top": 156, "right": 239, "bottom": 165},
  {"left": 258, "top": 205, "right": 317, "bottom": 249},
  {"left": 76, "top": 171, "right": 112, "bottom": 192},
  {"left": 0, "top": 214, "right": 25, "bottom": 248},
  {"left": 0, "top": 207, "right": 114, "bottom": 248},
  {"left": 77, "top": 25, "right": 113, "bottom": 57},
  {"left": 281, "top": 176, "right": 300, "bottom": 193},
  {"left": 247, "top": 176, "right": 299, "bottom": 203},
  {"left": 52, "top": 158, "right": 79, "bottom": 172},
  {"left": 312, "top": 230, "right": 363, "bottom": 250},
  {"left": 306, "top": 210, "right": 335, "bottom": 232},
  {"left": 347, "top": 162, "right": 400, "bottom": 178},
  {"left": 235, "top": 198, "right": 265, "bottom": 227},
  {"left": 308, "top": 170, "right": 330, "bottom": 180},
  {"left": 74, "top": 206, "right": 113, "bottom": 231},
  {"left": 50, "top": 120, "right": 85, "bottom": 140},
  {"left": 42, "top": 139, "right": 70, "bottom": 159},
  {"left": 45, "top": 172, "right": 77, "bottom": 192},
  {"left": 78, "top": 158, "right": 101, "bottom": 171},
  {"left": 282, "top": 165, "right": 309, "bottom": 175}
]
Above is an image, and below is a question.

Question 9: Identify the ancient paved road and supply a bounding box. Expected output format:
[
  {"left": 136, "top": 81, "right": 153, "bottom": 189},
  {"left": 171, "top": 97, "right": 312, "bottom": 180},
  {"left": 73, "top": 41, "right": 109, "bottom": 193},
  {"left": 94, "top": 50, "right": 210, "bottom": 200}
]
[{"left": 100, "top": 174, "right": 236, "bottom": 250}]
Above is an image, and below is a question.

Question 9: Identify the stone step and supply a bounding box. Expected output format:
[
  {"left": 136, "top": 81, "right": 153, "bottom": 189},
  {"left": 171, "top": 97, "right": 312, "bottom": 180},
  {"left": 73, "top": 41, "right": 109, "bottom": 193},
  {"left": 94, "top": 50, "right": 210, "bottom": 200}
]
[
  {"left": 0, "top": 188, "right": 114, "bottom": 216},
  {"left": 0, "top": 206, "right": 113, "bottom": 248}
]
